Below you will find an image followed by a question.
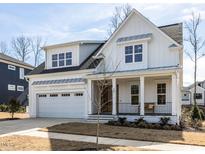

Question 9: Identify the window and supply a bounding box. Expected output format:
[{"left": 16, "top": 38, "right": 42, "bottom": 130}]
[
  {"left": 131, "top": 85, "right": 139, "bottom": 105},
  {"left": 194, "top": 93, "right": 202, "bottom": 99},
  {"left": 134, "top": 45, "right": 143, "bottom": 62},
  {"left": 62, "top": 93, "right": 70, "bottom": 97},
  {"left": 52, "top": 54, "right": 58, "bottom": 67},
  {"left": 50, "top": 94, "right": 58, "bottom": 97},
  {"left": 8, "top": 65, "right": 16, "bottom": 70},
  {"left": 157, "top": 83, "right": 166, "bottom": 105},
  {"left": 39, "top": 94, "right": 47, "bottom": 98},
  {"left": 125, "top": 46, "right": 133, "bottom": 63},
  {"left": 66, "top": 52, "right": 72, "bottom": 66},
  {"left": 19, "top": 68, "right": 24, "bottom": 79},
  {"left": 8, "top": 84, "right": 15, "bottom": 91},
  {"left": 17, "top": 86, "right": 24, "bottom": 92},
  {"left": 74, "top": 93, "right": 83, "bottom": 96},
  {"left": 59, "top": 53, "right": 65, "bottom": 66}
]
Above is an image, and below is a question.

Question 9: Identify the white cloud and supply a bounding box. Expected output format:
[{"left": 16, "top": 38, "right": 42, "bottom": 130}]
[{"left": 181, "top": 7, "right": 205, "bottom": 21}]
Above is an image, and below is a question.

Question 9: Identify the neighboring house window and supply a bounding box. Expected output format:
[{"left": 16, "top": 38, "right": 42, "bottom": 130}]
[
  {"left": 131, "top": 85, "right": 139, "bottom": 105},
  {"left": 8, "top": 84, "right": 15, "bottom": 91},
  {"left": 19, "top": 68, "right": 25, "bottom": 79},
  {"left": 134, "top": 45, "right": 143, "bottom": 62},
  {"left": 59, "top": 53, "right": 65, "bottom": 67},
  {"left": 194, "top": 93, "right": 202, "bottom": 99},
  {"left": 125, "top": 46, "right": 133, "bottom": 63},
  {"left": 8, "top": 65, "right": 16, "bottom": 70},
  {"left": 66, "top": 52, "right": 72, "bottom": 66},
  {"left": 17, "top": 86, "right": 24, "bottom": 92},
  {"left": 52, "top": 54, "right": 58, "bottom": 67},
  {"left": 157, "top": 83, "right": 166, "bottom": 105}
]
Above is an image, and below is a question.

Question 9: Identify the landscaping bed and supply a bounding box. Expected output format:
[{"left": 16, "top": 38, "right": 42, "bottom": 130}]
[
  {"left": 41, "top": 122, "right": 205, "bottom": 146},
  {"left": 0, "top": 135, "right": 150, "bottom": 151}
]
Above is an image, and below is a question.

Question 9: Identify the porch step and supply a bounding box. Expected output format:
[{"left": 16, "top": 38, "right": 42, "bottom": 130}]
[{"left": 87, "top": 115, "right": 115, "bottom": 121}]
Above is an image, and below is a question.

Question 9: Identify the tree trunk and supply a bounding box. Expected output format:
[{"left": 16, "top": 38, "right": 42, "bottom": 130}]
[
  {"left": 194, "top": 53, "right": 197, "bottom": 106},
  {"left": 96, "top": 105, "right": 100, "bottom": 151},
  {"left": 11, "top": 112, "right": 14, "bottom": 119}
]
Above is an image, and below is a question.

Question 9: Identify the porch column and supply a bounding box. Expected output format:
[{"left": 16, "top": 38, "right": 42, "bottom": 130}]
[
  {"left": 87, "top": 79, "right": 92, "bottom": 115},
  {"left": 172, "top": 74, "right": 177, "bottom": 116},
  {"left": 140, "top": 76, "right": 145, "bottom": 115},
  {"left": 112, "top": 78, "right": 117, "bottom": 115}
]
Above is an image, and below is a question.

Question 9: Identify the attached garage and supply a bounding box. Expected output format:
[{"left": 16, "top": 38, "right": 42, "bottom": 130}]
[{"left": 37, "top": 92, "right": 85, "bottom": 118}]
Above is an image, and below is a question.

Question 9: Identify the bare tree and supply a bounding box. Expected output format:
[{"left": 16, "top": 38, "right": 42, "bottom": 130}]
[
  {"left": 185, "top": 12, "right": 205, "bottom": 106},
  {"left": 88, "top": 54, "right": 120, "bottom": 150},
  {"left": 30, "top": 36, "right": 45, "bottom": 66},
  {"left": 0, "top": 41, "right": 9, "bottom": 55},
  {"left": 108, "top": 4, "right": 132, "bottom": 36},
  {"left": 11, "top": 35, "right": 31, "bottom": 62}
]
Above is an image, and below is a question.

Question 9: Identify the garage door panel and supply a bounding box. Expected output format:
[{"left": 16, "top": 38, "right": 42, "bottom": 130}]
[{"left": 37, "top": 92, "right": 85, "bottom": 118}]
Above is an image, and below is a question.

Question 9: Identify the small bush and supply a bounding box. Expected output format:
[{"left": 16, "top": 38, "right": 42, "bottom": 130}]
[
  {"left": 0, "top": 104, "right": 8, "bottom": 112},
  {"left": 7, "top": 99, "right": 21, "bottom": 119},
  {"left": 18, "top": 106, "right": 26, "bottom": 113},
  {"left": 134, "top": 117, "right": 146, "bottom": 125},
  {"left": 159, "top": 117, "right": 170, "bottom": 126},
  {"left": 117, "top": 117, "right": 127, "bottom": 125}
]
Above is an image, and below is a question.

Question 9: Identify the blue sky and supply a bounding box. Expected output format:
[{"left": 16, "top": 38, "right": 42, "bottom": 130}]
[{"left": 0, "top": 3, "right": 205, "bottom": 86}]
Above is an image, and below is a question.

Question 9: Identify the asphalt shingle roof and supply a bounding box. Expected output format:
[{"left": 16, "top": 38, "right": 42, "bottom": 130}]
[{"left": 0, "top": 53, "right": 34, "bottom": 69}]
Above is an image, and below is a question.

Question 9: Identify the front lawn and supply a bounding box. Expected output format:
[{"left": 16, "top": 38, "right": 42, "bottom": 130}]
[
  {"left": 0, "top": 112, "right": 28, "bottom": 121},
  {"left": 0, "top": 135, "right": 150, "bottom": 151},
  {"left": 41, "top": 122, "right": 205, "bottom": 146}
]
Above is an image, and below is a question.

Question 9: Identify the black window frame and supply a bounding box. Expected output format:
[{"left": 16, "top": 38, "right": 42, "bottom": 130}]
[{"left": 157, "top": 83, "right": 166, "bottom": 105}]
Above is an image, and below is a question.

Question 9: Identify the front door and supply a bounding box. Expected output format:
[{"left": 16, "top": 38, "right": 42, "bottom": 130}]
[{"left": 101, "top": 85, "right": 112, "bottom": 113}]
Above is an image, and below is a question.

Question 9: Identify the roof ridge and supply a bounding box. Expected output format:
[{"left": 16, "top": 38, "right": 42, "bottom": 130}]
[{"left": 158, "top": 22, "right": 183, "bottom": 28}]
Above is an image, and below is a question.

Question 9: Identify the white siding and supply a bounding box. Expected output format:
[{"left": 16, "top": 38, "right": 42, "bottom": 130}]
[
  {"left": 98, "top": 13, "right": 180, "bottom": 73},
  {"left": 46, "top": 44, "right": 79, "bottom": 69}
]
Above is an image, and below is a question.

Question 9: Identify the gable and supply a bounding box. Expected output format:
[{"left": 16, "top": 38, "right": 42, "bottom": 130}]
[{"left": 95, "top": 9, "right": 182, "bottom": 72}]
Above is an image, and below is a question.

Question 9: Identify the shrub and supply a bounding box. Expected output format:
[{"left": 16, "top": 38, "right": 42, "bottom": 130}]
[
  {"left": 7, "top": 99, "right": 21, "bottom": 119},
  {"left": 18, "top": 106, "right": 26, "bottom": 113},
  {"left": 159, "top": 117, "right": 170, "bottom": 126},
  {"left": 134, "top": 117, "right": 146, "bottom": 125},
  {"left": 0, "top": 104, "right": 8, "bottom": 112},
  {"left": 117, "top": 117, "right": 127, "bottom": 125}
]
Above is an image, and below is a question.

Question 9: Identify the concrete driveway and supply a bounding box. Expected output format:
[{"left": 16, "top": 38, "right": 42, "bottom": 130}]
[{"left": 0, "top": 118, "right": 84, "bottom": 135}]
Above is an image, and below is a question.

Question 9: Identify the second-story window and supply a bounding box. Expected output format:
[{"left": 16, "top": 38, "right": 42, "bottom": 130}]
[
  {"left": 52, "top": 54, "right": 58, "bottom": 67},
  {"left": 66, "top": 52, "right": 72, "bottom": 66},
  {"left": 59, "top": 53, "right": 65, "bottom": 67},
  {"left": 125, "top": 46, "right": 133, "bottom": 63},
  {"left": 134, "top": 45, "right": 143, "bottom": 62},
  {"left": 125, "top": 44, "right": 143, "bottom": 63}
]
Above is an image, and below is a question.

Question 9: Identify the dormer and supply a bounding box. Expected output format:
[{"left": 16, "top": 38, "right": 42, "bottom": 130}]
[{"left": 43, "top": 40, "right": 105, "bottom": 70}]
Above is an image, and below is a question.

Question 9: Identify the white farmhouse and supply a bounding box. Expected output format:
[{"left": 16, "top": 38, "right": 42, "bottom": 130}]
[{"left": 26, "top": 9, "right": 183, "bottom": 124}]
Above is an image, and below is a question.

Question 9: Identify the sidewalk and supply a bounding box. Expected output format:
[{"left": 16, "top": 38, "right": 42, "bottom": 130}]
[{"left": 1, "top": 128, "right": 205, "bottom": 151}]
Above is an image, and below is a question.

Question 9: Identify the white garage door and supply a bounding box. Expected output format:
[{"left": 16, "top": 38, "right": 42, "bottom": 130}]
[{"left": 37, "top": 92, "right": 85, "bottom": 118}]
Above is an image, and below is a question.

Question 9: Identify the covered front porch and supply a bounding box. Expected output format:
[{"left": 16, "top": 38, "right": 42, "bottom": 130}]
[{"left": 87, "top": 70, "right": 180, "bottom": 123}]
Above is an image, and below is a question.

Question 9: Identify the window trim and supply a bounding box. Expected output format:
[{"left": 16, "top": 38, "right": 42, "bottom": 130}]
[
  {"left": 125, "top": 44, "right": 143, "bottom": 64},
  {"left": 17, "top": 85, "right": 24, "bottom": 92},
  {"left": 52, "top": 52, "right": 72, "bottom": 68},
  {"left": 8, "top": 65, "right": 16, "bottom": 70},
  {"left": 8, "top": 84, "right": 16, "bottom": 91},
  {"left": 19, "top": 68, "right": 25, "bottom": 79},
  {"left": 130, "top": 84, "right": 139, "bottom": 105},
  {"left": 52, "top": 54, "right": 58, "bottom": 68},
  {"left": 156, "top": 83, "right": 167, "bottom": 105}
]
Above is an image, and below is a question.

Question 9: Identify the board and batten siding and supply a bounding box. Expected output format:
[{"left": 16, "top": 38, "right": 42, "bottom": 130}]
[
  {"left": 98, "top": 13, "right": 180, "bottom": 73},
  {"left": 117, "top": 77, "right": 172, "bottom": 114}
]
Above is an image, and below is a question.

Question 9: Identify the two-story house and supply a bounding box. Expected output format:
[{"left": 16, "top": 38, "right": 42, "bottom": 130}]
[
  {"left": 0, "top": 53, "right": 34, "bottom": 105},
  {"left": 26, "top": 9, "right": 183, "bottom": 124}
]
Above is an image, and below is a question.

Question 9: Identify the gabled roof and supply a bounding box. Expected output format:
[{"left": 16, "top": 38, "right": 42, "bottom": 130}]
[
  {"left": 95, "top": 9, "right": 182, "bottom": 58},
  {"left": 0, "top": 53, "right": 34, "bottom": 69}
]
